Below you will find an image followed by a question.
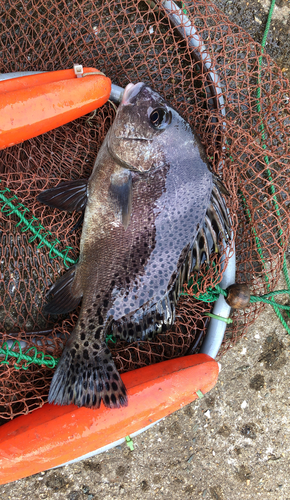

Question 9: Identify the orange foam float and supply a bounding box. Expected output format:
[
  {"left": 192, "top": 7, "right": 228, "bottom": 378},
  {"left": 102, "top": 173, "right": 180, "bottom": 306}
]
[
  {"left": 0, "top": 67, "right": 111, "bottom": 149},
  {"left": 0, "top": 354, "right": 218, "bottom": 485}
]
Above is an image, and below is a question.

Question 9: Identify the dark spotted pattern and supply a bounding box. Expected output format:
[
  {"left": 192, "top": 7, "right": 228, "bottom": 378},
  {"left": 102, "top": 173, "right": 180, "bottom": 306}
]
[
  {"left": 48, "top": 318, "right": 127, "bottom": 409},
  {"left": 46, "top": 83, "right": 231, "bottom": 410},
  {"left": 111, "top": 182, "right": 231, "bottom": 343}
]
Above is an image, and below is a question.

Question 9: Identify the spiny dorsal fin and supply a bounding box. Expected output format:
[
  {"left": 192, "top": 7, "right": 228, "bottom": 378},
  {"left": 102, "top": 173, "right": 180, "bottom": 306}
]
[
  {"left": 37, "top": 179, "right": 88, "bottom": 212},
  {"left": 190, "top": 182, "right": 231, "bottom": 273},
  {"left": 112, "top": 291, "right": 175, "bottom": 343},
  {"left": 212, "top": 175, "right": 229, "bottom": 197},
  {"left": 212, "top": 179, "right": 231, "bottom": 236}
]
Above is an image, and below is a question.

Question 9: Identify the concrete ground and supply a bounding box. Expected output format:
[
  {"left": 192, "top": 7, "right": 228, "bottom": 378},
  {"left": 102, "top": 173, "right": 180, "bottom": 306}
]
[{"left": 1, "top": 1, "right": 290, "bottom": 499}]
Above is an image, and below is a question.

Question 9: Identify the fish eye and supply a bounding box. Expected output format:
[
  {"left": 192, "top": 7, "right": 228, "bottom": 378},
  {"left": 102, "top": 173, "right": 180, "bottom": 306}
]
[{"left": 149, "top": 108, "right": 172, "bottom": 129}]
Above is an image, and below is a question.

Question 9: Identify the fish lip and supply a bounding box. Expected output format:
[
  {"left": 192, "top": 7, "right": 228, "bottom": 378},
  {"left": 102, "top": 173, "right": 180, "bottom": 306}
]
[{"left": 121, "top": 82, "right": 145, "bottom": 105}]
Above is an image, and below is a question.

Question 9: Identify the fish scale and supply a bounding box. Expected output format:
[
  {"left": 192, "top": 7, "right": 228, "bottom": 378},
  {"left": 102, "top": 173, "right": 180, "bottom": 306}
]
[{"left": 37, "top": 82, "right": 231, "bottom": 409}]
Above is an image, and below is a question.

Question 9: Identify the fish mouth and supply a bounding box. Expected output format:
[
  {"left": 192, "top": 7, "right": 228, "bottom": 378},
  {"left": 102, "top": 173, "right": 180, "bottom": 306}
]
[
  {"left": 119, "top": 137, "right": 150, "bottom": 141},
  {"left": 121, "top": 82, "right": 145, "bottom": 106}
]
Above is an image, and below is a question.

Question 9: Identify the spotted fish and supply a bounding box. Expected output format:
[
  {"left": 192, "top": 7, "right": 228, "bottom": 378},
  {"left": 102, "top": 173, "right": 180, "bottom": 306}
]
[{"left": 38, "top": 82, "right": 231, "bottom": 409}]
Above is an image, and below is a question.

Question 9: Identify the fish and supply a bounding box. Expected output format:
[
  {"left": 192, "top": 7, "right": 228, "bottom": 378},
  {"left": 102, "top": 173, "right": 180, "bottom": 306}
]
[{"left": 37, "top": 82, "right": 231, "bottom": 409}]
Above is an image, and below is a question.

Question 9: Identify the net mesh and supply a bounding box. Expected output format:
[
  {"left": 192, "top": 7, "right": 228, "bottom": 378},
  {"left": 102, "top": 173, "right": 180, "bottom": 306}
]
[{"left": 0, "top": 0, "right": 289, "bottom": 422}]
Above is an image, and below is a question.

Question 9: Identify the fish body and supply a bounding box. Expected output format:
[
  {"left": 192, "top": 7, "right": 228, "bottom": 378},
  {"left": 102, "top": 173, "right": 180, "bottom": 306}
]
[{"left": 38, "top": 83, "right": 230, "bottom": 409}]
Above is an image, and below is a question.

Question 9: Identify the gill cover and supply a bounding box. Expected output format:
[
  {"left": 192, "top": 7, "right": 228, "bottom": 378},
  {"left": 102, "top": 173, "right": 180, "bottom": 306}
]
[{"left": 108, "top": 83, "right": 175, "bottom": 172}]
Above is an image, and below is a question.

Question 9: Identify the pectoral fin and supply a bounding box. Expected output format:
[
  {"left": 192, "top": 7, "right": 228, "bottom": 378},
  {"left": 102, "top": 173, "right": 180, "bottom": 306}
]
[
  {"left": 109, "top": 169, "right": 132, "bottom": 230},
  {"left": 37, "top": 179, "right": 88, "bottom": 212}
]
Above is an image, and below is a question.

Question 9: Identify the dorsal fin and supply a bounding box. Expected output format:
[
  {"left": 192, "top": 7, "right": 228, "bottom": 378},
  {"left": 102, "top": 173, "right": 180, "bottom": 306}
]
[{"left": 190, "top": 181, "right": 231, "bottom": 274}]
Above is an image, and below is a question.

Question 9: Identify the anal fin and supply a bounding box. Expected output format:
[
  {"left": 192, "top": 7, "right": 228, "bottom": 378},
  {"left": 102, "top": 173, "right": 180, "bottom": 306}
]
[
  {"left": 37, "top": 179, "right": 88, "bottom": 212},
  {"left": 112, "top": 292, "right": 175, "bottom": 342},
  {"left": 45, "top": 265, "right": 82, "bottom": 315}
]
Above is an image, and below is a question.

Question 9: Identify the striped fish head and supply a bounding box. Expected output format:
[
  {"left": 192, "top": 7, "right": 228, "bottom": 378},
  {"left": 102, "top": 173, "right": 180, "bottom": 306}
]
[{"left": 108, "top": 82, "right": 201, "bottom": 173}]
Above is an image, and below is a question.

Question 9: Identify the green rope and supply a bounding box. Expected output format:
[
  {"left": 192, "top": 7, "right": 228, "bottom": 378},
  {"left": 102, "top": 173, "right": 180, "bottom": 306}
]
[
  {"left": 125, "top": 435, "right": 134, "bottom": 451},
  {"left": 0, "top": 341, "right": 59, "bottom": 369},
  {"left": 204, "top": 312, "right": 233, "bottom": 325},
  {"left": 0, "top": 331, "right": 117, "bottom": 368},
  {"left": 106, "top": 333, "right": 117, "bottom": 344},
  {"left": 181, "top": 2, "right": 187, "bottom": 15},
  {"left": 0, "top": 184, "right": 77, "bottom": 268},
  {"left": 182, "top": 285, "right": 290, "bottom": 313}
]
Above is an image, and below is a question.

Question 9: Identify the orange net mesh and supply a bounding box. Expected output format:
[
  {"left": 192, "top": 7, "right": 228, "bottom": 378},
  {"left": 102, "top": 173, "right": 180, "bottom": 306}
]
[{"left": 0, "top": 0, "right": 289, "bottom": 422}]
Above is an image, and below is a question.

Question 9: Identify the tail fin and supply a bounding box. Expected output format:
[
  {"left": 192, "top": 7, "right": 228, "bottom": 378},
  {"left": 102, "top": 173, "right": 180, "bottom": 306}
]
[{"left": 48, "top": 339, "right": 127, "bottom": 409}]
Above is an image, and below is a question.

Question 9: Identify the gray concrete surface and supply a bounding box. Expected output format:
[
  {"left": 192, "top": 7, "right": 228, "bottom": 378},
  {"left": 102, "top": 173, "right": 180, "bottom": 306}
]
[{"left": 1, "top": 1, "right": 290, "bottom": 499}]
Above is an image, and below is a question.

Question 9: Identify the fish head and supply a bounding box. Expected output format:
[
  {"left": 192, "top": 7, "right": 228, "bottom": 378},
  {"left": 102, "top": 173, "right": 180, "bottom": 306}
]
[{"left": 108, "top": 82, "right": 195, "bottom": 173}]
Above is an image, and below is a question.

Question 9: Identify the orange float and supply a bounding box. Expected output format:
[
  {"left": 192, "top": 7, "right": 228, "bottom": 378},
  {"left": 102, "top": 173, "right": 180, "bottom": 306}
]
[
  {"left": 0, "top": 67, "right": 111, "bottom": 149},
  {"left": 0, "top": 354, "right": 218, "bottom": 485}
]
